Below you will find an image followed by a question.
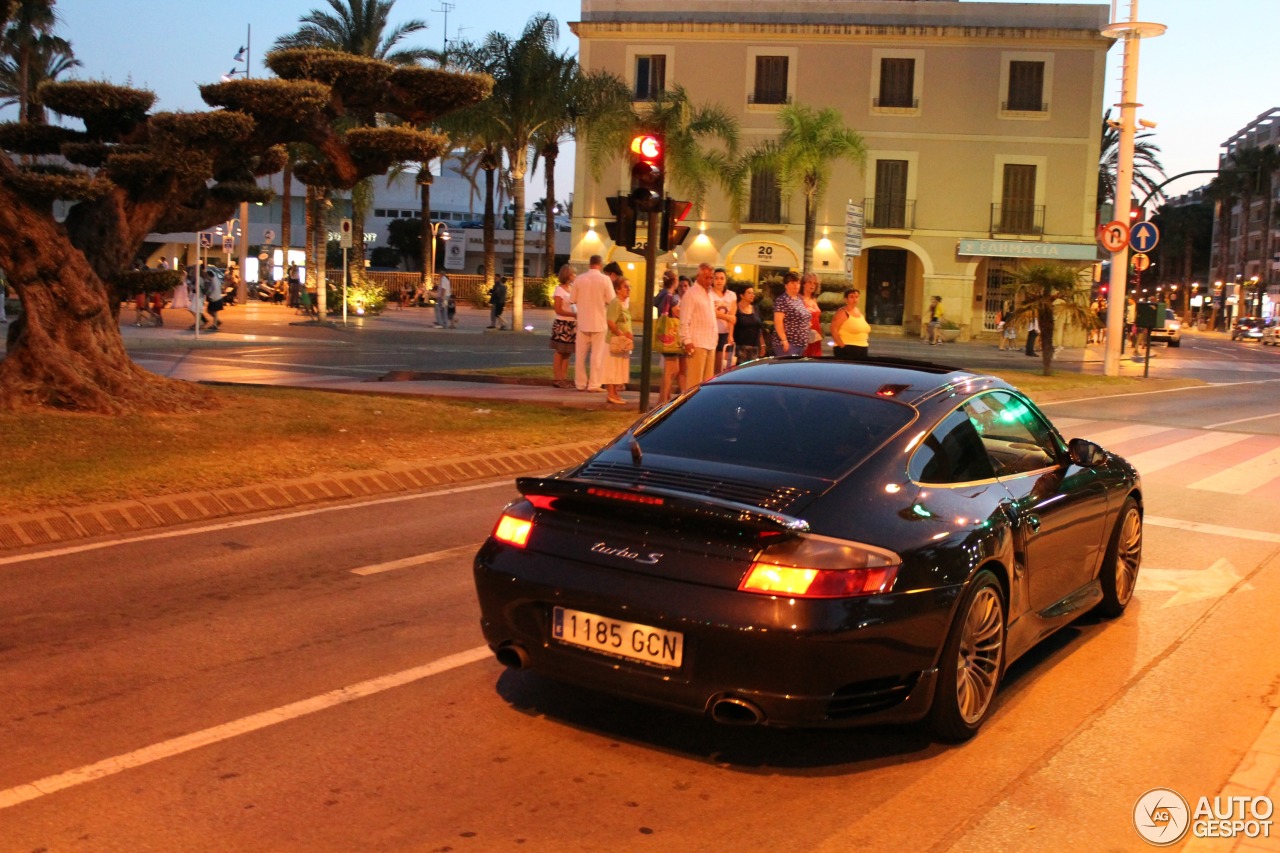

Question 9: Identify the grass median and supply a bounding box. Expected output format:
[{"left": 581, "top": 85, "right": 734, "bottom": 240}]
[{"left": 0, "top": 371, "right": 1200, "bottom": 516}]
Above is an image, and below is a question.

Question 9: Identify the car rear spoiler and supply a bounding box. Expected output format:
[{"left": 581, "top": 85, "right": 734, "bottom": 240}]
[{"left": 515, "top": 476, "right": 811, "bottom": 536}]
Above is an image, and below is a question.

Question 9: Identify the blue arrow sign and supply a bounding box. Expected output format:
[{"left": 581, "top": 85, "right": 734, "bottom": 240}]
[{"left": 1130, "top": 221, "right": 1160, "bottom": 253}]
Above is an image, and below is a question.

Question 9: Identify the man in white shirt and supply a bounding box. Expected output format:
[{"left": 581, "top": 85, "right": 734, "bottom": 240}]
[
  {"left": 571, "top": 255, "right": 616, "bottom": 392},
  {"left": 434, "top": 272, "right": 452, "bottom": 328},
  {"left": 680, "top": 263, "right": 718, "bottom": 389}
]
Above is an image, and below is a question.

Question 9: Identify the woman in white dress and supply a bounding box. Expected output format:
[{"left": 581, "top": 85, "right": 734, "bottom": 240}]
[{"left": 603, "top": 279, "right": 633, "bottom": 405}]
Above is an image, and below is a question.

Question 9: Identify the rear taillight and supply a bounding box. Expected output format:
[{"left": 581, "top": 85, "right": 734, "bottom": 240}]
[
  {"left": 739, "top": 534, "right": 900, "bottom": 598},
  {"left": 493, "top": 514, "right": 532, "bottom": 547}
]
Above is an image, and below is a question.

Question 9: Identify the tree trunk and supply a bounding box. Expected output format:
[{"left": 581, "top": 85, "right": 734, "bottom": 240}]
[
  {"left": 510, "top": 158, "right": 527, "bottom": 330},
  {"left": 351, "top": 179, "right": 368, "bottom": 277},
  {"left": 802, "top": 184, "right": 817, "bottom": 275},
  {"left": 543, "top": 143, "right": 558, "bottom": 282},
  {"left": 483, "top": 150, "right": 497, "bottom": 287},
  {"left": 281, "top": 158, "right": 293, "bottom": 262},
  {"left": 1040, "top": 307, "right": 1056, "bottom": 376},
  {"left": 0, "top": 210, "right": 209, "bottom": 413}
]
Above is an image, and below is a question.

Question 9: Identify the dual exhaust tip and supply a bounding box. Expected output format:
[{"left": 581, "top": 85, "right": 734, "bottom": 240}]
[{"left": 492, "top": 644, "right": 765, "bottom": 726}]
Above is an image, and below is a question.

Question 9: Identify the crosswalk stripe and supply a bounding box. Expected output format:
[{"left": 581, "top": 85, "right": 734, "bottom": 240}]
[
  {"left": 1068, "top": 422, "right": 1170, "bottom": 449},
  {"left": 1186, "top": 445, "right": 1280, "bottom": 494},
  {"left": 1122, "top": 431, "right": 1253, "bottom": 477}
]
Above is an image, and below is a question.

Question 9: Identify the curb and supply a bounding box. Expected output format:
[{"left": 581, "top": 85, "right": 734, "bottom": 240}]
[{"left": 0, "top": 440, "right": 600, "bottom": 553}]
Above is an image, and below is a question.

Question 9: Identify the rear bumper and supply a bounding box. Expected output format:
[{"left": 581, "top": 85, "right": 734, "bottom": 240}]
[{"left": 473, "top": 542, "right": 959, "bottom": 728}]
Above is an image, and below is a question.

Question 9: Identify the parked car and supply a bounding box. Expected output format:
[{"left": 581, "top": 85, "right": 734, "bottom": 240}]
[
  {"left": 473, "top": 358, "right": 1143, "bottom": 741},
  {"left": 1148, "top": 308, "right": 1182, "bottom": 347},
  {"left": 1261, "top": 319, "right": 1280, "bottom": 346},
  {"left": 1231, "top": 316, "right": 1266, "bottom": 341}
]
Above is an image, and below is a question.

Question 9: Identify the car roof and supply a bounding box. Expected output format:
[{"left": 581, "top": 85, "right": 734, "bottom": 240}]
[{"left": 709, "top": 357, "right": 1000, "bottom": 405}]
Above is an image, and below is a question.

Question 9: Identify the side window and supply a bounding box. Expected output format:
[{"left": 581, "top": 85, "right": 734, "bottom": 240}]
[
  {"left": 909, "top": 409, "right": 997, "bottom": 485},
  {"left": 963, "top": 391, "right": 1060, "bottom": 476}
]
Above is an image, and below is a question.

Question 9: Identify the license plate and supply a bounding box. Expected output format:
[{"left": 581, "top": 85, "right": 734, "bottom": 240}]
[{"left": 552, "top": 606, "right": 683, "bottom": 669}]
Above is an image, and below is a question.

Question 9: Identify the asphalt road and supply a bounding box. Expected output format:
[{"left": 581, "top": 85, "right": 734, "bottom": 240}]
[{"left": 3, "top": 396, "right": 1279, "bottom": 851}]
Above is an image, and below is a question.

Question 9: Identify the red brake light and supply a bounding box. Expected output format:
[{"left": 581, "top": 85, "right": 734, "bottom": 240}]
[
  {"left": 739, "top": 535, "right": 900, "bottom": 598},
  {"left": 586, "top": 487, "right": 664, "bottom": 506},
  {"left": 494, "top": 514, "right": 532, "bottom": 547}
]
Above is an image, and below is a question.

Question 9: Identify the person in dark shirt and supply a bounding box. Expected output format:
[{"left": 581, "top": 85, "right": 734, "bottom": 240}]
[{"left": 732, "top": 286, "right": 765, "bottom": 364}]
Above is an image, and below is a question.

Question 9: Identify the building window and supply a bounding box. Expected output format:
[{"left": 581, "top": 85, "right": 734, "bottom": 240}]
[
  {"left": 877, "top": 58, "right": 916, "bottom": 109},
  {"left": 751, "top": 56, "right": 789, "bottom": 105},
  {"left": 748, "top": 168, "right": 781, "bottom": 224},
  {"left": 1000, "top": 164, "right": 1039, "bottom": 234},
  {"left": 634, "top": 55, "right": 666, "bottom": 101},
  {"left": 1006, "top": 61, "right": 1045, "bottom": 112},
  {"left": 872, "top": 160, "right": 909, "bottom": 229}
]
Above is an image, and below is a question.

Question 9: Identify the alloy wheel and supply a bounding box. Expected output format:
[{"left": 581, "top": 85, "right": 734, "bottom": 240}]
[
  {"left": 955, "top": 586, "right": 1004, "bottom": 725},
  {"left": 1115, "top": 508, "right": 1142, "bottom": 605}
]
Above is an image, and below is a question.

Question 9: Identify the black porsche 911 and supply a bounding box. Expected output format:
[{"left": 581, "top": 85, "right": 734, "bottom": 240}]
[{"left": 473, "top": 358, "right": 1143, "bottom": 741}]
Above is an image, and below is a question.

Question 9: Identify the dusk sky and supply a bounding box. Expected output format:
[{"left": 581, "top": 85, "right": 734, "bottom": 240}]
[{"left": 15, "top": 0, "right": 1280, "bottom": 208}]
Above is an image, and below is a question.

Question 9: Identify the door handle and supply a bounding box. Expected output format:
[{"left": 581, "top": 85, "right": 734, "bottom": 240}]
[{"left": 1025, "top": 514, "right": 1042, "bottom": 533}]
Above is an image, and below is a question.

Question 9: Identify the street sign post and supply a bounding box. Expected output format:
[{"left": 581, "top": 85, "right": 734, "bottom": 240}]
[
  {"left": 1098, "top": 220, "right": 1130, "bottom": 253},
  {"left": 1129, "top": 221, "right": 1160, "bottom": 254}
]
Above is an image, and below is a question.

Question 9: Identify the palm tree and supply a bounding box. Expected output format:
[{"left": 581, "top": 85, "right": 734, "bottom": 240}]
[
  {"left": 739, "top": 103, "right": 866, "bottom": 274},
  {"left": 589, "top": 83, "right": 739, "bottom": 216},
  {"left": 1097, "top": 108, "right": 1167, "bottom": 208},
  {"left": 530, "top": 64, "right": 633, "bottom": 280},
  {"left": 1005, "top": 262, "right": 1095, "bottom": 376},
  {"left": 0, "top": 31, "right": 78, "bottom": 125},
  {"left": 1205, "top": 170, "right": 1240, "bottom": 323},
  {"left": 449, "top": 14, "right": 567, "bottom": 329},
  {"left": 0, "top": 0, "right": 57, "bottom": 125},
  {"left": 274, "top": 0, "right": 432, "bottom": 291}
]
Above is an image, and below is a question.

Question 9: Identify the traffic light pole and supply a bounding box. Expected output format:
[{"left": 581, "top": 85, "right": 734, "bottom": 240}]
[{"left": 637, "top": 202, "right": 660, "bottom": 412}]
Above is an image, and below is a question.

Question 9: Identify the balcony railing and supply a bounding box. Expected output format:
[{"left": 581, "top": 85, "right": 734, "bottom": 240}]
[
  {"left": 748, "top": 91, "right": 791, "bottom": 105},
  {"left": 866, "top": 196, "right": 915, "bottom": 230},
  {"left": 1001, "top": 100, "right": 1048, "bottom": 112},
  {"left": 990, "top": 204, "right": 1045, "bottom": 236},
  {"left": 873, "top": 97, "right": 919, "bottom": 109}
]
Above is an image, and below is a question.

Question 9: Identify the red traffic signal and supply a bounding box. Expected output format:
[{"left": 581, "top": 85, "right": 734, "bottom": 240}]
[{"left": 629, "top": 133, "right": 665, "bottom": 205}]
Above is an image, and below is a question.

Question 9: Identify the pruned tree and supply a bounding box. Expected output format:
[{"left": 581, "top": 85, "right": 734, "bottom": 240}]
[
  {"left": 0, "top": 46, "right": 491, "bottom": 412},
  {"left": 1005, "top": 261, "right": 1095, "bottom": 377}
]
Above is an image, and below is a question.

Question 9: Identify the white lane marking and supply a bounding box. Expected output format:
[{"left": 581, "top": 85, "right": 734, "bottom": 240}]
[
  {"left": 351, "top": 543, "right": 480, "bottom": 575},
  {"left": 0, "top": 481, "right": 515, "bottom": 568},
  {"left": 1204, "top": 410, "right": 1280, "bottom": 429},
  {"left": 1137, "top": 559, "right": 1251, "bottom": 608},
  {"left": 1064, "top": 422, "right": 1169, "bottom": 448},
  {"left": 1145, "top": 515, "right": 1280, "bottom": 543},
  {"left": 1035, "top": 377, "right": 1280, "bottom": 406},
  {"left": 0, "top": 645, "right": 493, "bottom": 811},
  {"left": 1123, "top": 431, "right": 1251, "bottom": 477},
  {"left": 1186, "top": 445, "right": 1280, "bottom": 495}
]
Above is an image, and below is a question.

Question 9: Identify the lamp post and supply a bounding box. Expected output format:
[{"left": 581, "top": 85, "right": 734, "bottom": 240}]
[
  {"left": 1101, "top": 1, "right": 1165, "bottom": 376},
  {"left": 427, "top": 221, "right": 451, "bottom": 289},
  {"left": 221, "top": 26, "right": 252, "bottom": 304}
]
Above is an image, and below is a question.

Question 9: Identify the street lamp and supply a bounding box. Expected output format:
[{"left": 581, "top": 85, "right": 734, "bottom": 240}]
[
  {"left": 218, "top": 28, "right": 252, "bottom": 302},
  {"left": 427, "top": 221, "right": 450, "bottom": 288}
]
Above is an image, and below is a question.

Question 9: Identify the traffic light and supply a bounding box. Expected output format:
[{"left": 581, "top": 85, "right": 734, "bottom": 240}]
[
  {"left": 660, "top": 198, "right": 693, "bottom": 251},
  {"left": 605, "top": 195, "right": 637, "bottom": 250},
  {"left": 629, "top": 133, "right": 664, "bottom": 208}
]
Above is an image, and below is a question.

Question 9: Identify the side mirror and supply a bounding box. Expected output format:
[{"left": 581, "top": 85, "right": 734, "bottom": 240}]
[{"left": 1068, "top": 437, "right": 1106, "bottom": 468}]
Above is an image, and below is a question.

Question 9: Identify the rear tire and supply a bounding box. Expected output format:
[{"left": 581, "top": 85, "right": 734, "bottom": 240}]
[
  {"left": 1169, "top": 337, "right": 1181, "bottom": 348},
  {"left": 929, "top": 570, "right": 1005, "bottom": 742},
  {"left": 1096, "top": 497, "right": 1142, "bottom": 618}
]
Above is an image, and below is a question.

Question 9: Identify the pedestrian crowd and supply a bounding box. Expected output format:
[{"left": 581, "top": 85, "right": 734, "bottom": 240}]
[{"left": 539, "top": 257, "right": 886, "bottom": 407}]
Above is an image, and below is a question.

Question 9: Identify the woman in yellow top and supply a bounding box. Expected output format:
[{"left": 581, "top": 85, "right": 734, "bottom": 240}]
[{"left": 831, "top": 288, "right": 871, "bottom": 361}]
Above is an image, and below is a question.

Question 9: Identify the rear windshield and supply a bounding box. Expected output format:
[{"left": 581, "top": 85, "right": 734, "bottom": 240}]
[{"left": 635, "top": 384, "right": 913, "bottom": 478}]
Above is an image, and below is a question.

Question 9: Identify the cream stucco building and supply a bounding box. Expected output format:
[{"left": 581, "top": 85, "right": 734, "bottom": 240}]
[{"left": 569, "top": 0, "right": 1112, "bottom": 338}]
